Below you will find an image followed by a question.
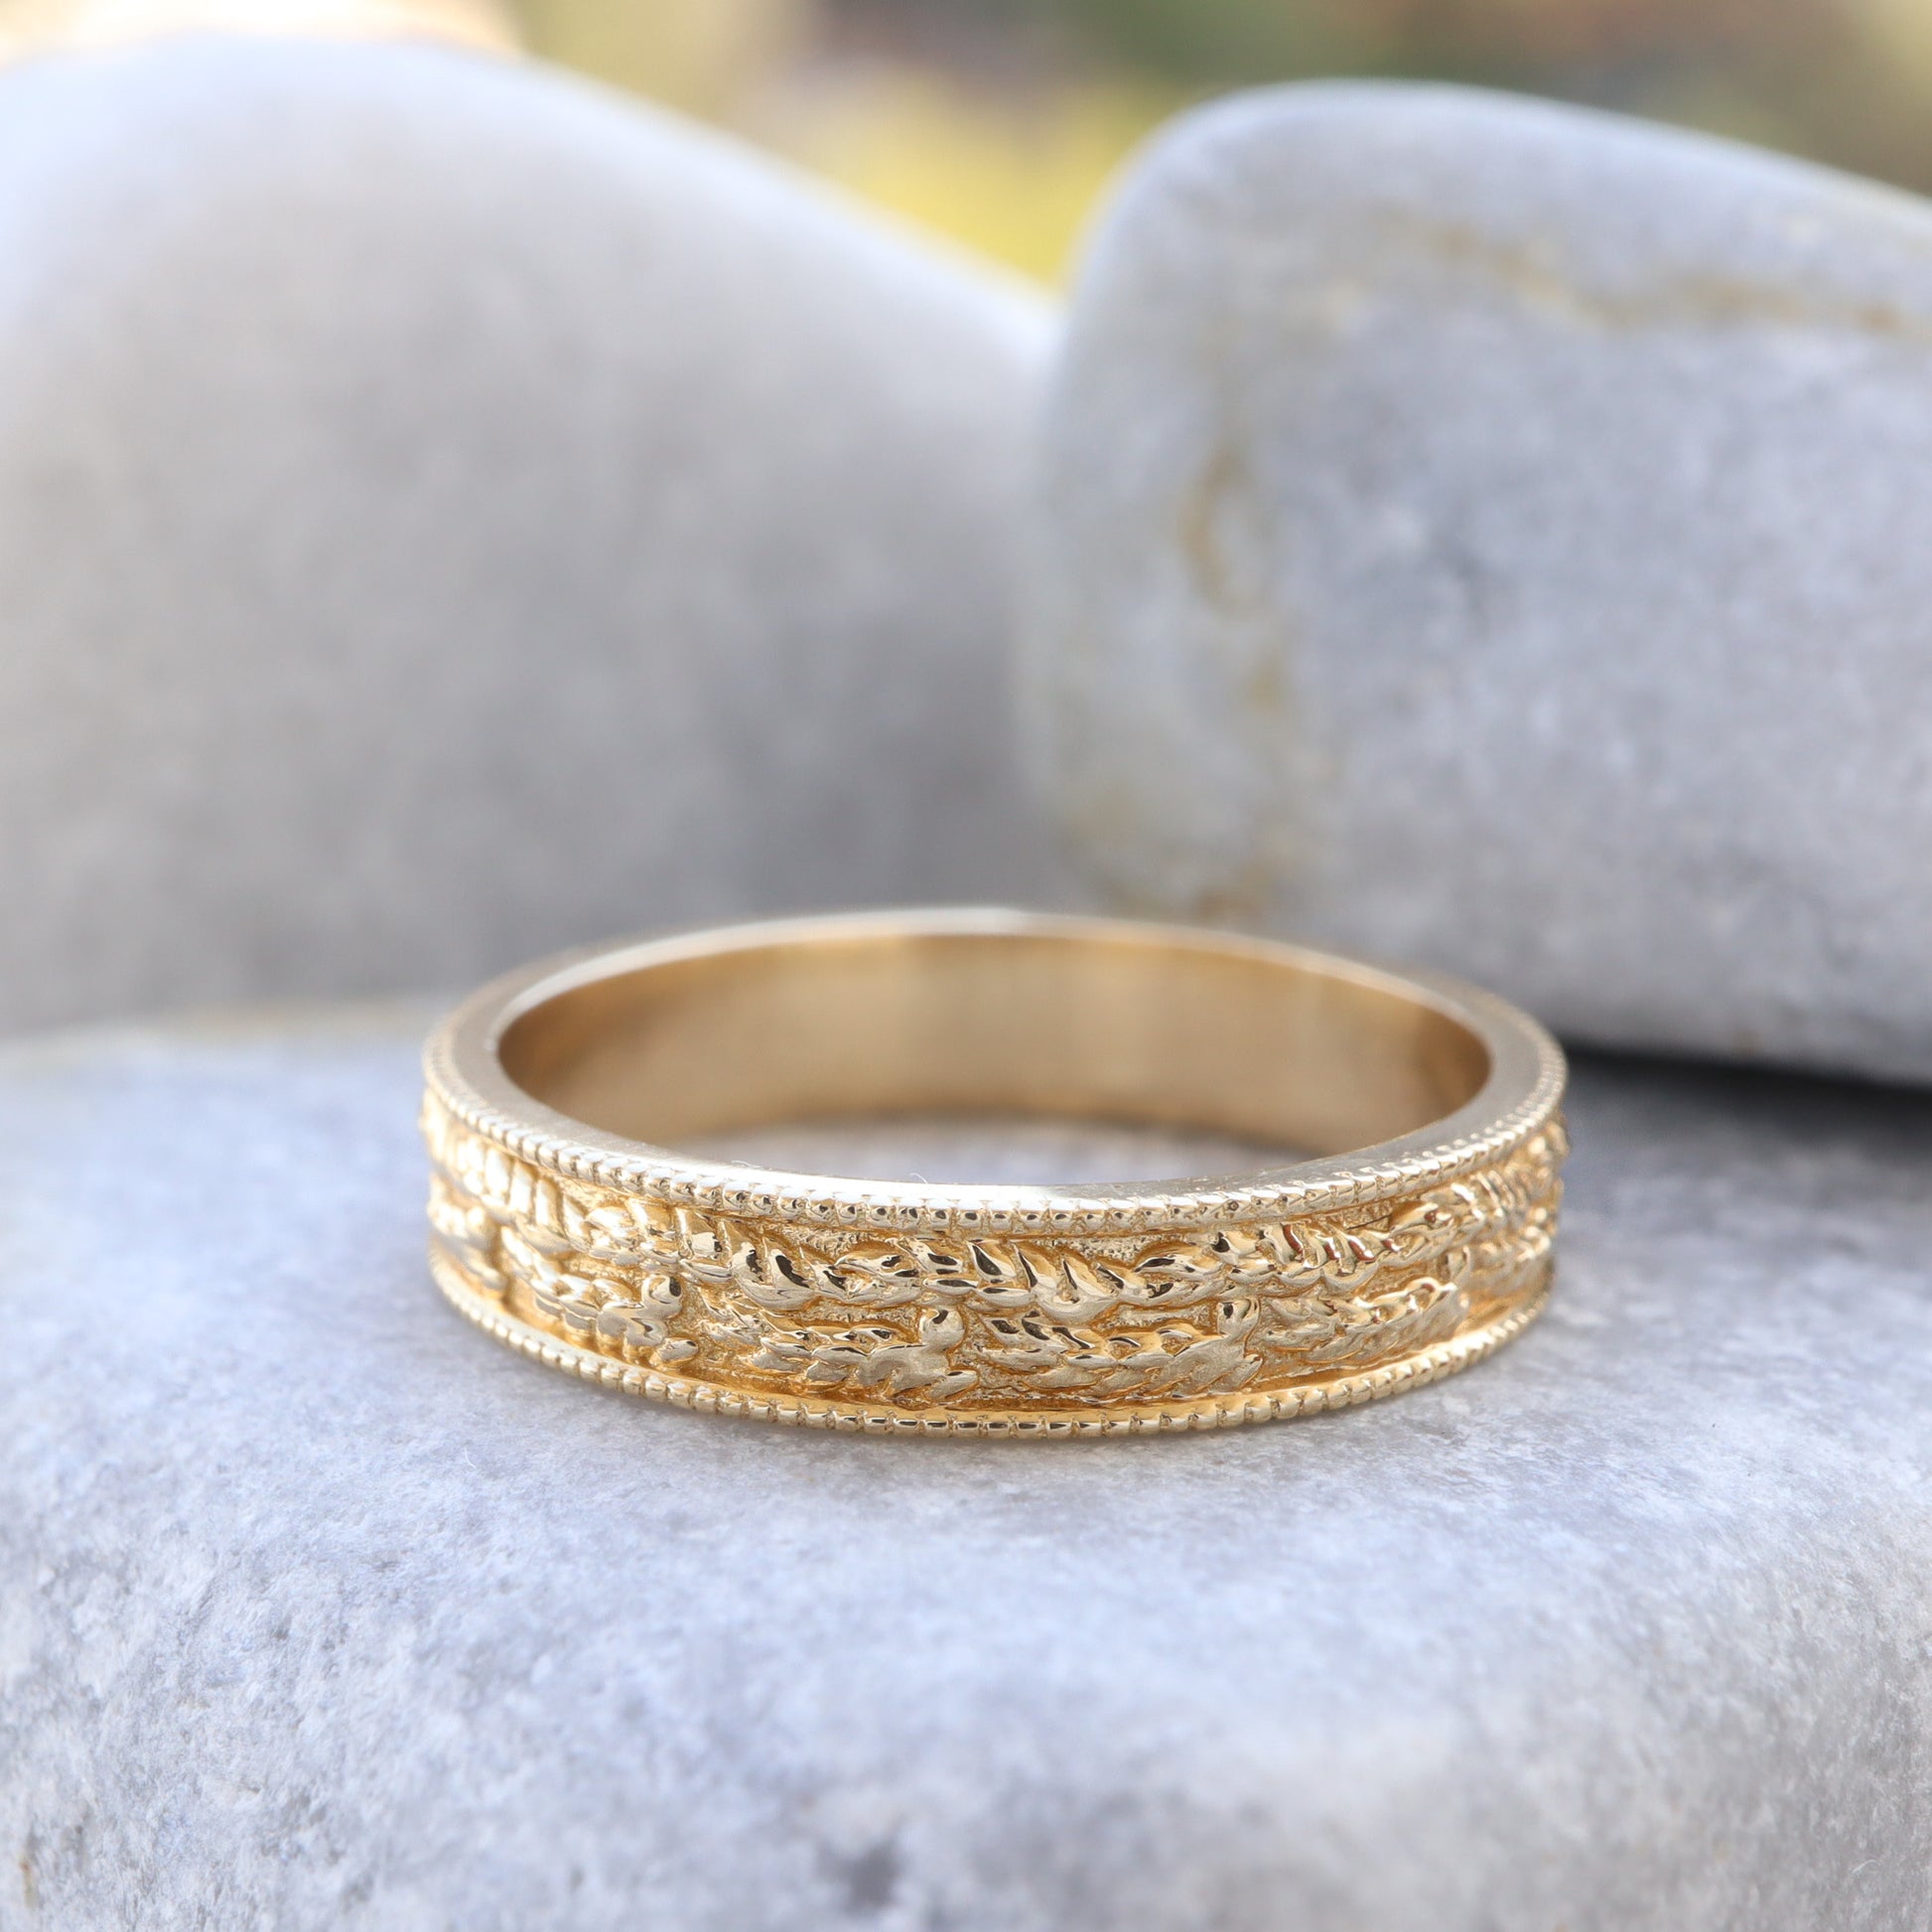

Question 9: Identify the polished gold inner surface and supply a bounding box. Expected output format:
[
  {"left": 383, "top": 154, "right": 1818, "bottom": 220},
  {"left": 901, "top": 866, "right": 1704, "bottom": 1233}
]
[{"left": 498, "top": 928, "right": 1490, "bottom": 1167}]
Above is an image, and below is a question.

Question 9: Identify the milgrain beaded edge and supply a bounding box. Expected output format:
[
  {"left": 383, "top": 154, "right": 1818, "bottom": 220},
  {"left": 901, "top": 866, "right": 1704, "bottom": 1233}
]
[{"left": 420, "top": 1028, "right": 1567, "bottom": 1238}]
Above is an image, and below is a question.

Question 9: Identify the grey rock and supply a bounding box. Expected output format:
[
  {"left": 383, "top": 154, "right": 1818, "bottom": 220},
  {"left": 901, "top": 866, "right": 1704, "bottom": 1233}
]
[
  {"left": 1031, "top": 82, "right": 1932, "bottom": 1081},
  {"left": 4, "top": 1006, "right": 1931, "bottom": 1929},
  {"left": 0, "top": 36, "right": 1055, "bottom": 1036}
]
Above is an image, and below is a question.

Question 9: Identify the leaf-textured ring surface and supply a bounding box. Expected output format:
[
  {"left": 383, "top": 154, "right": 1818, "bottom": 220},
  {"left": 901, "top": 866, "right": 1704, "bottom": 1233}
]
[{"left": 422, "top": 910, "right": 1567, "bottom": 1436}]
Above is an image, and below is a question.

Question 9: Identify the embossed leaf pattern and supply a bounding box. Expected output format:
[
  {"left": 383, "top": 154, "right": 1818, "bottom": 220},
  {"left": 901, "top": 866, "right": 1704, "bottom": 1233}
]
[{"left": 423, "top": 1100, "right": 1562, "bottom": 1413}]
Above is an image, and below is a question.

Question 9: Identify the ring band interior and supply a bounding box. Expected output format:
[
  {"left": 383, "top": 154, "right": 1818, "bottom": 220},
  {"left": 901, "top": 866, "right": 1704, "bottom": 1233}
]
[{"left": 496, "top": 926, "right": 1492, "bottom": 1164}]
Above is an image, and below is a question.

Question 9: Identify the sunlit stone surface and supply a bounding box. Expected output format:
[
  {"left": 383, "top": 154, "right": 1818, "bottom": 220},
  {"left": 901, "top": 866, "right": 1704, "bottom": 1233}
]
[
  {"left": 0, "top": 36, "right": 1056, "bottom": 1035},
  {"left": 1032, "top": 81, "right": 1932, "bottom": 1082},
  {"left": 3, "top": 1009, "right": 1928, "bottom": 1927}
]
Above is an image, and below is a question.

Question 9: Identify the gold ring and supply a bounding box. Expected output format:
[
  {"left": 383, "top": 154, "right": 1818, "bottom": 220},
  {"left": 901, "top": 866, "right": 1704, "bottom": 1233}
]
[{"left": 422, "top": 909, "right": 1567, "bottom": 1437}]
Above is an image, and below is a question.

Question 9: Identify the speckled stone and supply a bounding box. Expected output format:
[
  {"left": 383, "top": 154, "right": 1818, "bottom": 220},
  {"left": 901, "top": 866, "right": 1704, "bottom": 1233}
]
[
  {"left": 3, "top": 1008, "right": 1930, "bottom": 1929},
  {"left": 0, "top": 36, "right": 1056, "bottom": 1035},
  {"left": 1031, "top": 81, "right": 1932, "bottom": 1082}
]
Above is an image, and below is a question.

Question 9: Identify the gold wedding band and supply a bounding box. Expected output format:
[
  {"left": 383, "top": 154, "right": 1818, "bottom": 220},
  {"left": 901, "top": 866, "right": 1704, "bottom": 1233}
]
[{"left": 422, "top": 909, "right": 1567, "bottom": 1436}]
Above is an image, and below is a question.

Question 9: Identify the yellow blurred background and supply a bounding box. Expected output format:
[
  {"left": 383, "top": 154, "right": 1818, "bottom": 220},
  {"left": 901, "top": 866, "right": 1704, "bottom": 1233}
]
[
  {"left": 512, "top": 0, "right": 1932, "bottom": 282},
  {"left": 10, "top": 0, "right": 1932, "bottom": 282}
]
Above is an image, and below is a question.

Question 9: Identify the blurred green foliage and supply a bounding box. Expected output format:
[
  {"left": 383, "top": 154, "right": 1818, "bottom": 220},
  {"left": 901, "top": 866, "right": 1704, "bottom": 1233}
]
[{"left": 518, "top": 0, "right": 1932, "bottom": 279}]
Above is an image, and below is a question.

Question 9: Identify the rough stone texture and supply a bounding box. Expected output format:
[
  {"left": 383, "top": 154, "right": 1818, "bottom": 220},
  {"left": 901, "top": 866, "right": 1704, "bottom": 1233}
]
[
  {"left": 4, "top": 1007, "right": 1930, "bottom": 1930},
  {"left": 0, "top": 35, "right": 1056, "bottom": 1036},
  {"left": 1031, "top": 81, "right": 1932, "bottom": 1083}
]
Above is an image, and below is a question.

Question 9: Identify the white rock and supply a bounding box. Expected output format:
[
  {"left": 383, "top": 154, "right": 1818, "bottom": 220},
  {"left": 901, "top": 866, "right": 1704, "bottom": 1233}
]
[
  {"left": 1031, "top": 82, "right": 1932, "bottom": 1080},
  {"left": 4, "top": 1007, "right": 1931, "bottom": 1927},
  {"left": 0, "top": 36, "right": 1056, "bottom": 1035}
]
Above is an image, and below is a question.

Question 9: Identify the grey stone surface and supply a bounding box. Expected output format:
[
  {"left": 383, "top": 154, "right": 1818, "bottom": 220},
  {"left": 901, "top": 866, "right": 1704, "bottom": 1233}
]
[
  {"left": 0, "top": 35, "right": 1056, "bottom": 1037},
  {"left": 1031, "top": 81, "right": 1932, "bottom": 1082},
  {"left": 5, "top": 1006, "right": 1932, "bottom": 1930}
]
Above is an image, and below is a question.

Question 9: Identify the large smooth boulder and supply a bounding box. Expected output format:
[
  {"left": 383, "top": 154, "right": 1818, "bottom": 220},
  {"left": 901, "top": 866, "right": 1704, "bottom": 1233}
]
[
  {"left": 1030, "top": 82, "right": 1932, "bottom": 1082},
  {"left": 4, "top": 1006, "right": 1930, "bottom": 1927},
  {"left": 0, "top": 36, "right": 1056, "bottom": 1035}
]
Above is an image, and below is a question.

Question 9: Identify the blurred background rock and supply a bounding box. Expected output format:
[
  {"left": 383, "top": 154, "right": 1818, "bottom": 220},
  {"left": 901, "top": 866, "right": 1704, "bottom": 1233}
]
[{"left": 7, "top": 0, "right": 1932, "bottom": 283}]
